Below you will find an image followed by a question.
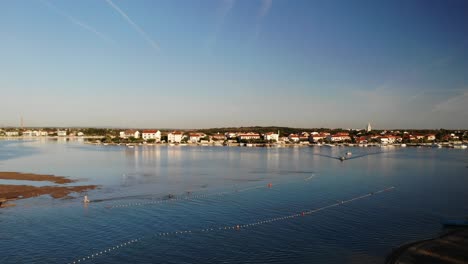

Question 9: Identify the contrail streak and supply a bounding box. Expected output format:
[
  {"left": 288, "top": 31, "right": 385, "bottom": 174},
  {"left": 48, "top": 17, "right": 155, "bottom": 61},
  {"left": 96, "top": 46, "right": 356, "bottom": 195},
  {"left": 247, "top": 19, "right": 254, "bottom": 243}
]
[
  {"left": 40, "top": 0, "right": 113, "bottom": 43},
  {"left": 105, "top": 0, "right": 160, "bottom": 51}
]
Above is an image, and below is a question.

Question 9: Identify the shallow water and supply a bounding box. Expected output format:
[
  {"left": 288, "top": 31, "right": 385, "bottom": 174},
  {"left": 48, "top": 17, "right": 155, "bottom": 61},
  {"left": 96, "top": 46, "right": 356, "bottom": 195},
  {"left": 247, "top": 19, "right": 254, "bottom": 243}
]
[{"left": 0, "top": 140, "right": 467, "bottom": 263}]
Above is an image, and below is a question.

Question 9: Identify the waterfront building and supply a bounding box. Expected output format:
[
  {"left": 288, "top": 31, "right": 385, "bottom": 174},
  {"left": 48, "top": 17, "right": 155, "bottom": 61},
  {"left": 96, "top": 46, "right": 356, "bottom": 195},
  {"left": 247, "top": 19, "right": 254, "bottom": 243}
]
[
  {"left": 120, "top": 130, "right": 140, "bottom": 139},
  {"left": 309, "top": 133, "right": 327, "bottom": 143},
  {"left": 380, "top": 137, "right": 389, "bottom": 144},
  {"left": 57, "top": 130, "right": 67, "bottom": 137},
  {"left": 211, "top": 133, "right": 225, "bottom": 141},
  {"left": 414, "top": 134, "right": 425, "bottom": 140},
  {"left": 327, "top": 133, "right": 351, "bottom": 142},
  {"left": 237, "top": 133, "right": 261, "bottom": 141},
  {"left": 189, "top": 133, "right": 202, "bottom": 143},
  {"left": 77, "top": 132, "right": 84, "bottom": 137},
  {"left": 168, "top": 131, "right": 184, "bottom": 143},
  {"left": 22, "top": 130, "right": 33, "bottom": 137},
  {"left": 299, "top": 132, "right": 309, "bottom": 141},
  {"left": 380, "top": 135, "right": 398, "bottom": 144},
  {"left": 5, "top": 131, "right": 19, "bottom": 137},
  {"left": 355, "top": 136, "right": 368, "bottom": 144},
  {"left": 225, "top": 132, "right": 237, "bottom": 139},
  {"left": 288, "top": 134, "right": 300, "bottom": 142},
  {"left": 142, "top": 130, "right": 161, "bottom": 141},
  {"left": 264, "top": 132, "right": 279, "bottom": 142}
]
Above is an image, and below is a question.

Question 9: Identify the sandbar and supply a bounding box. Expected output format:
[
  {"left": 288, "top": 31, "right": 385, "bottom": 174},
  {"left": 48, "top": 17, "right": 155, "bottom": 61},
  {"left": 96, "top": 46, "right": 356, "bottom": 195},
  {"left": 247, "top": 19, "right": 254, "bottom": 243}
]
[
  {"left": 0, "top": 172, "right": 98, "bottom": 206},
  {"left": 0, "top": 184, "right": 97, "bottom": 200},
  {"left": 0, "top": 172, "right": 77, "bottom": 184}
]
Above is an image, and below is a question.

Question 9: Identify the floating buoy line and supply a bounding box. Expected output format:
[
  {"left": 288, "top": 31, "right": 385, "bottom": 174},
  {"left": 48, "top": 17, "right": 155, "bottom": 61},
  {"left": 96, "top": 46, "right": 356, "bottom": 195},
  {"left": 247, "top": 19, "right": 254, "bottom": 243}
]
[
  {"left": 69, "top": 186, "right": 395, "bottom": 264},
  {"left": 106, "top": 182, "right": 281, "bottom": 209},
  {"left": 107, "top": 174, "right": 317, "bottom": 209}
]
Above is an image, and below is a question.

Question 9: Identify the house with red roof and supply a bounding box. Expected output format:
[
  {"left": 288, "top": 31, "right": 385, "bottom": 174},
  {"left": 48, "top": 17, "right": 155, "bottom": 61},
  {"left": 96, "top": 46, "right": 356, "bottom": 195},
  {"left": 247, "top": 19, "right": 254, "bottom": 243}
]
[
  {"left": 211, "top": 133, "right": 226, "bottom": 141},
  {"left": 120, "top": 130, "right": 140, "bottom": 139},
  {"left": 189, "top": 133, "right": 204, "bottom": 143},
  {"left": 264, "top": 132, "right": 279, "bottom": 142},
  {"left": 288, "top": 134, "right": 300, "bottom": 142},
  {"left": 327, "top": 132, "right": 351, "bottom": 142},
  {"left": 142, "top": 130, "right": 161, "bottom": 141},
  {"left": 168, "top": 131, "right": 184, "bottom": 143},
  {"left": 237, "top": 133, "right": 261, "bottom": 141}
]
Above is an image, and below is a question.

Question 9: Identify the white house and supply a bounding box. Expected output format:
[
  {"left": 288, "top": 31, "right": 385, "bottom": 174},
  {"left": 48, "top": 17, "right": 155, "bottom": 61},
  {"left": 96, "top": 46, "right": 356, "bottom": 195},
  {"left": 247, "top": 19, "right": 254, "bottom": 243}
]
[
  {"left": 237, "top": 133, "right": 261, "bottom": 141},
  {"left": 5, "top": 131, "right": 19, "bottom": 137},
  {"left": 264, "top": 132, "right": 279, "bottom": 142},
  {"left": 57, "top": 130, "right": 67, "bottom": 137},
  {"left": 168, "top": 131, "right": 183, "bottom": 143},
  {"left": 225, "top": 132, "right": 237, "bottom": 139},
  {"left": 211, "top": 133, "right": 225, "bottom": 141},
  {"left": 189, "top": 133, "right": 203, "bottom": 143},
  {"left": 309, "top": 133, "right": 327, "bottom": 143},
  {"left": 327, "top": 133, "right": 351, "bottom": 142},
  {"left": 142, "top": 130, "right": 161, "bottom": 141},
  {"left": 380, "top": 137, "right": 390, "bottom": 144},
  {"left": 120, "top": 130, "right": 140, "bottom": 139},
  {"left": 22, "top": 130, "right": 33, "bottom": 137},
  {"left": 77, "top": 132, "right": 84, "bottom": 137},
  {"left": 288, "top": 134, "right": 300, "bottom": 142}
]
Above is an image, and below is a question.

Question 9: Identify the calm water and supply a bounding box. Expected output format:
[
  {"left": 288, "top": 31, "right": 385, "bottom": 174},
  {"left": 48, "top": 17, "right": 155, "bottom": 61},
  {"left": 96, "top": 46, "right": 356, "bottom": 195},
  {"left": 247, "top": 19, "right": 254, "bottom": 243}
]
[{"left": 1, "top": 139, "right": 467, "bottom": 264}]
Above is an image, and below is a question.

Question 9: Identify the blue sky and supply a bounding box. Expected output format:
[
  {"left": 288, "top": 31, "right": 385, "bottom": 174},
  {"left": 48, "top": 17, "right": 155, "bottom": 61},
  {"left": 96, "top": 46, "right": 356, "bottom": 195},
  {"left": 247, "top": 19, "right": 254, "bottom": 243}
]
[{"left": 1, "top": 0, "right": 467, "bottom": 129}]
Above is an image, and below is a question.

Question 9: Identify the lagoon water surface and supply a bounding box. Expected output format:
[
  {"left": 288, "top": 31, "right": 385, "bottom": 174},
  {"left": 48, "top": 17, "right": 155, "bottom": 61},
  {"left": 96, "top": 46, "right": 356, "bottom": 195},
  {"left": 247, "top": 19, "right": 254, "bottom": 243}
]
[{"left": 1, "top": 140, "right": 467, "bottom": 263}]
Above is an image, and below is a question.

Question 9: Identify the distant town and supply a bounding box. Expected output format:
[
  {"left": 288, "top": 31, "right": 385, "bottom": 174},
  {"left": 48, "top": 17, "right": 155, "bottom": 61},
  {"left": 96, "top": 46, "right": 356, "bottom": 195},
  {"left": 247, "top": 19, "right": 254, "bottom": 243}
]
[{"left": 1, "top": 123, "right": 467, "bottom": 148}]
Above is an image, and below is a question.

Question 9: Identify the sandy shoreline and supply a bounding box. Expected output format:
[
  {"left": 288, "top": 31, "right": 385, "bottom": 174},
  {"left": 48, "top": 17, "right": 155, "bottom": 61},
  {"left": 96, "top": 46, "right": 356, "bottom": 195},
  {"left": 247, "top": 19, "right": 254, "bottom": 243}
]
[{"left": 0, "top": 172, "right": 98, "bottom": 207}]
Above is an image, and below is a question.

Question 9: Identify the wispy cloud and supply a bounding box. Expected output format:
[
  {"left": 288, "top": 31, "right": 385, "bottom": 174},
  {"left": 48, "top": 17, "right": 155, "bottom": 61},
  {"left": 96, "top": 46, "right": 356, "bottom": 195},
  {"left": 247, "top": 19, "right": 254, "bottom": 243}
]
[
  {"left": 105, "top": 0, "right": 159, "bottom": 51},
  {"left": 206, "top": 0, "right": 236, "bottom": 50},
  {"left": 219, "top": 0, "right": 236, "bottom": 19},
  {"left": 432, "top": 90, "right": 468, "bottom": 113},
  {"left": 258, "top": 0, "right": 273, "bottom": 18},
  {"left": 254, "top": 0, "right": 272, "bottom": 39},
  {"left": 40, "top": 0, "right": 113, "bottom": 43}
]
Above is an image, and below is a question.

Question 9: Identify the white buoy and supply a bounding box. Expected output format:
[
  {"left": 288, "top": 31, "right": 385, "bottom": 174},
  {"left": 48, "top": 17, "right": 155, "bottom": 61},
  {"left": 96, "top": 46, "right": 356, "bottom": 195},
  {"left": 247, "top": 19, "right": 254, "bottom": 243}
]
[{"left": 83, "top": 195, "right": 90, "bottom": 203}]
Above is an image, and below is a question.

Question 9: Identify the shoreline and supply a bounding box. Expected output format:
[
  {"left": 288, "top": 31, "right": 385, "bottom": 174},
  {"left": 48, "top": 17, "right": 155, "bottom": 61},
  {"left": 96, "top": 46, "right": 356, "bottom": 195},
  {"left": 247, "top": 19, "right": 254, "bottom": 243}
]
[
  {"left": 1, "top": 136, "right": 466, "bottom": 149},
  {"left": 83, "top": 141, "right": 467, "bottom": 149}
]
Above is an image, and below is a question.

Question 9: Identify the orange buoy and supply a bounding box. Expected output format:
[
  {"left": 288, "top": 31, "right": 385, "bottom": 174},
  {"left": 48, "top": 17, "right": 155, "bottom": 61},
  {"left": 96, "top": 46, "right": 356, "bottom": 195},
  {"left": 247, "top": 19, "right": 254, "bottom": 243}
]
[
  {"left": 301, "top": 212, "right": 305, "bottom": 216},
  {"left": 267, "top": 183, "right": 272, "bottom": 188}
]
